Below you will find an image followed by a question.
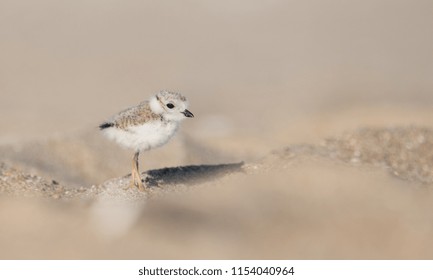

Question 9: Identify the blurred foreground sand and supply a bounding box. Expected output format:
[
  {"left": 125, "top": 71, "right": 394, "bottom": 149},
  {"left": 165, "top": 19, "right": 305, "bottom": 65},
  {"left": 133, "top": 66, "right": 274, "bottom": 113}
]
[
  {"left": 1, "top": 122, "right": 433, "bottom": 259},
  {"left": 1, "top": 0, "right": 433, "bottom": 259}
]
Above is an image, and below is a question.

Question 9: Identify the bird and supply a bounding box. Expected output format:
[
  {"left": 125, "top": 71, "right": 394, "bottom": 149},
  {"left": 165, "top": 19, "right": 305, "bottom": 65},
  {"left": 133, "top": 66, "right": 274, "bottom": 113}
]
[{"left": 99, "top": 90, "right": 194, "bottom": 191}]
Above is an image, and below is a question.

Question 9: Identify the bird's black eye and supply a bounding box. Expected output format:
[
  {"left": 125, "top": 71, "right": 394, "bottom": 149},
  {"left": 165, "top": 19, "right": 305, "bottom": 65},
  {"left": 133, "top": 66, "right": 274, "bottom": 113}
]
[{"left": 166, "top": 103, "right": 175, "bottom": 109}]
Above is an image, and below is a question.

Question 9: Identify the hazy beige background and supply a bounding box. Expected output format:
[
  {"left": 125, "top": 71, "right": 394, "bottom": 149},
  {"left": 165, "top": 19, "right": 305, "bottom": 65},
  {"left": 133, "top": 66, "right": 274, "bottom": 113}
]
[
  {"left": 1, "top": 0, "right": 432, "bottom": 141},
  {"left": 1, "top": 0, "right": 433, "bottom": 259}
]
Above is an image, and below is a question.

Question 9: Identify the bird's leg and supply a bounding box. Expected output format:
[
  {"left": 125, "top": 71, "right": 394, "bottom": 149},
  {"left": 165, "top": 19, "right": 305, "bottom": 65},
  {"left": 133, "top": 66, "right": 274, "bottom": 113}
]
[
  {"left": 127, "top": 157, "right": 136, "bottom": 189},
  {"left": 130, "top": 151, "right": 145, "bottom": 191},
  {"left": 126, "top": 153, "right": 137, "bottom": 190}
]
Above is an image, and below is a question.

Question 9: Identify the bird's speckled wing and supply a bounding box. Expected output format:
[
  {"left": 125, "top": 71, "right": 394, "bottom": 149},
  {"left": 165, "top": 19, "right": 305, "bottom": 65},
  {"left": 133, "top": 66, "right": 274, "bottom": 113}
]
[{"left": 101, "top": 101, "right": 162, "bottom": 130}]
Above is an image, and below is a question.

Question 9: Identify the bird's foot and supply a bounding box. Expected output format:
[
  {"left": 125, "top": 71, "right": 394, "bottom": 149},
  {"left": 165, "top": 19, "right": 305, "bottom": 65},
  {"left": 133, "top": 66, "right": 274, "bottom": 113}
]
[
  {"left": 134, "top": 179, "right": 146, "bottom": 192},
  {"left": 124, "top": 176, "right": 146, "bottom": 192}
]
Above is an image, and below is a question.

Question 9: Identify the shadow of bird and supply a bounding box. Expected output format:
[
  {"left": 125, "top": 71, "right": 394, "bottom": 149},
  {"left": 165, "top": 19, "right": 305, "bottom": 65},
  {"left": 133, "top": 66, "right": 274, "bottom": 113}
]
[{"left": 143, "top": 162, "right": 244, "bottom": 187}]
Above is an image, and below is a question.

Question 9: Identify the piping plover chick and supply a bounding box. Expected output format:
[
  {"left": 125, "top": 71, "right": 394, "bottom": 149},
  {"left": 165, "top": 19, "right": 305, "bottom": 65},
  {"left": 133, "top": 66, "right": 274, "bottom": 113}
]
[{"left": 99, "top": 90, "right": 194, "bottom": 191}]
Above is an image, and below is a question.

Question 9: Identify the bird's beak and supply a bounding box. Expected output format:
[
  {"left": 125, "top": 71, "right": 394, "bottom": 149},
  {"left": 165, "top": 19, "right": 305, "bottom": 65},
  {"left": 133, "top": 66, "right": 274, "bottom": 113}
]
[{"left": 183, "top": 109, "right": 194, "bottom": 118}]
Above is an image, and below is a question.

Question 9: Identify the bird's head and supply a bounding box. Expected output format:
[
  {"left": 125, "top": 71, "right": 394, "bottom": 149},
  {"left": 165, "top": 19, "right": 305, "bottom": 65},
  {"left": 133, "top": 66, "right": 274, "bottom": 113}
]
[{"left": 150, "top": 90, "right": 194, "bottom": 121}]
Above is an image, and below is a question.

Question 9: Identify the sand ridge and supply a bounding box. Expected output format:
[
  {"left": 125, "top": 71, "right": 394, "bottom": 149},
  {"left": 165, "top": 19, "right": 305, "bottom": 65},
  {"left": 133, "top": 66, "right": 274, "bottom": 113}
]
[{"left": 1, "top": 126, "right": 433, "bottom": 259}]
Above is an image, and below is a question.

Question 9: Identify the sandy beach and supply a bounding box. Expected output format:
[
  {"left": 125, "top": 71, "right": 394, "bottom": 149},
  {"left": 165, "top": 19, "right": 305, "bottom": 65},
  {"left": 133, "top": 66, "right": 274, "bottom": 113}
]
[{"left": 1, "top": 0, "right": 433, "bottom": 259}]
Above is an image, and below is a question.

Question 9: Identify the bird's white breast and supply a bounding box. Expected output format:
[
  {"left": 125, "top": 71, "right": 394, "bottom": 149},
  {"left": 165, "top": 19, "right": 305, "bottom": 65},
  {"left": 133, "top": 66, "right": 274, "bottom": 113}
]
[{"left": 103, "top": 121, "right": 179, "bottom": 151}]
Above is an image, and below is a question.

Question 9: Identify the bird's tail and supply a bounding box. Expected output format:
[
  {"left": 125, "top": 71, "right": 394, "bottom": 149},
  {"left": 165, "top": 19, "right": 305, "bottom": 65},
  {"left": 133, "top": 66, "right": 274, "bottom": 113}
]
[{"left": 99, "top": 122, "right": 114, "bottom": 130}]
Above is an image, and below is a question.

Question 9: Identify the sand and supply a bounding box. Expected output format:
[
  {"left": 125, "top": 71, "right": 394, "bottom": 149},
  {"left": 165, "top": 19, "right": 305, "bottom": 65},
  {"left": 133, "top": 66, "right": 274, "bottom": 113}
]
[
  {"left": 1, "top": 0, "right": 433, "bottom": 259},
  {"left": 1, "top": 125, "right": 433, "bottom": 259}
]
